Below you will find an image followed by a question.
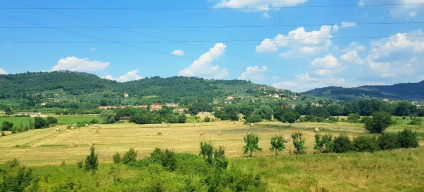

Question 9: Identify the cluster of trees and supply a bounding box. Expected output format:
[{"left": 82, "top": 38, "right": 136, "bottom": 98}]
[
  {"left": 99, "top": 108, "right": 187, "bottom": 125},
  {"left": 241, "top": 129, "right": 418, "bottom": 157},
  {"left": 1, "top": 116, "right": 58, "bottom": 136},
  {"left": 314, "top": 129, "right": 419, "bottom": 153}
]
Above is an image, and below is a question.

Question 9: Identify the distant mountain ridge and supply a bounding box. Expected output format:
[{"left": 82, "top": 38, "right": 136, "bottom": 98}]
[{"left": 305, "top": 81, "right": 424, "bottom": 101}]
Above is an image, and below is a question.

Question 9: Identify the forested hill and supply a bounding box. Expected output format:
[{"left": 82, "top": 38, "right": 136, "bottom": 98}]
[
  {"left": 0, "top": 71, "right": 292, "bottom": 107},
  {"left": 305, "top": 81, "right": 424, "bottom": 101}
]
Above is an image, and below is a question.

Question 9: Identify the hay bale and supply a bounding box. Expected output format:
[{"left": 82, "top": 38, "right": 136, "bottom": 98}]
[
  {"left": 56, "top": 128, "right": 60, "bottom": 132},
  {"left": 85, "top": 124, "right": 88, "bottom": 127},
  {"left": 250, "top": 123, "right": 254, "bottom": 127},
  {"left": 284, "top": 136, "right": 290, "bottom": 142},
  {"left": 69, "top": 142, "right": 78, "bottom": 148},
  {"left": 234, "top": 121, "right": 237, "bottom": 124},
  {"left": 162, "top": 122, "right": 165, "bottom": 124},
  {"left": 314, "top": 127, "right": 320, "bottom": 132},
  {"left": 218, "top": 131, "right": 223, "bottom": 136},
  {"left": 95, "top": 124, "right": 98, "bottom": 127},
  {"left": 200, "top": 131, "right": 205, "bottom": 136},
  {"left": 70, "top": 126, "right": 74, "bottom": 130},
  {"left": 157, "top": 131, "right": 162, "bottom": 136},
  {"left": 95, "top": 129, "right": 100, "bottom": 134}
]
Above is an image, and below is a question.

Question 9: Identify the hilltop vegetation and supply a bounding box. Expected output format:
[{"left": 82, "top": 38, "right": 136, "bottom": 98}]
[
  {"left": 0, "top": 71, "right": 300, "bottom": 111},
  {"left": 306, "top": 81, "right": 424, "bottom": 101}
]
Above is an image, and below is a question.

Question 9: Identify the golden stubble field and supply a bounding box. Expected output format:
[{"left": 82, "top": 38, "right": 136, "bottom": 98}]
[{"left": 0, "top": 121, "right": 373, "bottom": 165}]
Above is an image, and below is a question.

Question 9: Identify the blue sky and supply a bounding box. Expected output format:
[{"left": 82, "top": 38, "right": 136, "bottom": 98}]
[{"left": 0, "top": 0, "right": 424, "bottom": 92}]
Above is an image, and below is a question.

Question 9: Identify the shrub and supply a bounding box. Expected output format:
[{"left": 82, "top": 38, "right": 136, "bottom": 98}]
[
  {"left": 314, "top": 134, "right": 333, "bottom": 153},
  {"left": 46, "top": 116, "right": 58, "bottom": 125},
  {"left": 122, "top": 148, "right": 138, "bottom": 164},
  {"left": 85, "top": 146, "right": 98, "bottom": 171},
  {"left": 408, "top": 117, "right": 422, "bottom": 125},
  {"left": 270, "top": 136, "right": 285, "bottom": 155},
  {"left": 1, "top": 121, "right": 13, "bottom": 131},
  {"left": 200, "top": 141, "right": 213, "bottom": 163},
  {"left": 178, "top": 114, "right": 187, "bottom": 123},
  {"left": 77, "top": 161, "right": 83, "bottom": 169},
  {"left": 0, "top": 159, "right": 38, "bottom": 192},
  {"left": 113, "top": 152, "right": 121, "bottom": 164},
  {"left": 245, "top": 114, "right": 262, "bottom": 123},
  {"left": 364, "top": 112, "right": 392, "bottom": 133},
  {"left": 243, "top": 133, "right": 262, "bottom": 156},
  {"left": 347, "top": 113, "right": 361, "bottom": 122},
  {"left": 90, "top": 119, "right": 99, "bottom": 124},
  {"left": 291, "top": 132, "right": 306, "bottom": 154},
  {"left": 213, "top": 146, "right": 228, "bottom": 171},
  {"left": 100, "top": 110, "right": 117, "bottom": 124},
  {"left": 378, "top": 133, "right": 400, "bottom": 150},
  {"left": 353, "top": 135, "right": 379, "bottom": 152},
  {"left": 398, "top": 129, "right": 419, "bottom": 148},
  {"left": 204, "top": 116, "right": 211, "bottom": 122},
  {"left": 150, "top": 148, "right": 177, "bottom": 171},
  {"left": 34, "top": 117, "right": 48, "bottom": 129},
  {"left": 333, "top": 135, "right": 352, "bottom": 153}
]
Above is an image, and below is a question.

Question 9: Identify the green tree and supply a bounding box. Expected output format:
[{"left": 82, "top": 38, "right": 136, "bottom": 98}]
[
  {"left": 291, "top": 132, "right": 306, "bottom": 154},
  {"left": 398, "top": 129, "right": 419, "bottom": 148},
  {"left": 100, "top": 110, "right": 117, "bottom": 124},
  {"left": 46, "top": 116, "right": 58, "bottom": 125},
  {"left": 1, "top": 121, "right": 13, "bottom": 131},
  {"left": 255, "top": 105, "right": 274, "bottom": 120},
  {"left": 4, "top": 107, "right": 13, "bottom": 115},
  {"left": 178, "top": 114, "right": 186, "bottom": 123},
  {"left": 270, "top": 136, "right": 285, "bottom": 155},
  {"left": 34, "top": 117, "right": 48, "bottom": 129},
  {"left": 314, "top": 134, "right": 334, "bottom": 153},
  {"left": 113, "top": 152, "right": 121, "bottom": 164},
  {"left": 122, "top": 148, "right": 137, "bottom": 164},
  {"left": 85, "top": 146, "right": 98, "bottom": 171},
  {"left": 200, "top": 141, "right": 213, "bottom": 164},
  {"left": 243, "top": 133, "right": 262, "bottom": 156},
  {"left": 364, "top": 112, "right": 392, "bottom": 133},
  {"left": 244, "top": 114, "right": 262, "bottom": 123},
  {"left": 333, "top": 135, "right": 352, "bottom": 153},
  {"left": 347, "top": 113, "right": 361, "bottom": 122}
]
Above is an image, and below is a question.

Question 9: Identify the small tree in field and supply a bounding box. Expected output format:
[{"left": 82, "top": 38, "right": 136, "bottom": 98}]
[
  {"left": 291, "top": 131, "right": 306, "bottom": 154},
  {"left": 365, "top": 112, "right": 392, "bottom": 133},
  {"left": 122, "top": 148, "right": 137, "bottom": 164},
  {"left": 1, "top": 121, "right": 13, "bottom": 131},
  {"left": 85, "top": 146, "right": 98, "bottom": 171},
  {"left": 200, "top": 141, "right": 213, "bottom": 163},
  {"left": 270, "top": 136, "right": 285, "bottom": 155},
  {"left": 243, "top": 133, "right": 262, "bottom": 156}
]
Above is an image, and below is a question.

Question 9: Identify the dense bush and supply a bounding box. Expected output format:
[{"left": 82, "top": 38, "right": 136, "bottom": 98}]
[
  {"left": 1, "top": 121, "right": 13, "bottom": 131},
  {"left": 353, "top": 135, "right": 379, "bottom": 152},
  {"left": 398, "top": 129, "right": 419, "bottom": 148},
  {"left": 113, "top": 152, "right": 121, "bottom": 164},
  {"left": 122, "top": 148, "right": 138, "bottom": 164},
  {"left": 347, "top": 113, "right": 361, "bottom": 122},
  {"left": 204, "top": 116, "right": 211, "bottom": 122},
  {"left": 314, "top": 134, "right": 334, "bottom": 153},
  {"left": 333, "top": 135, "right": 352, "bottom": 153},
  {"left": 291, "top": 132, "right": 306, "bottom": 154},
  {"left": 149, "top": 148, "right": 177, "bottom": 171},
  {"left": 378, "top": 133, "right": 399, "bottom": 150},
  {"left": 100, "top": 110, "right": 117, "bottom": 124},
  {"left": 0, "top": 159, "right": 39, "bottom": 192},
  {"left": 85, "top": 146, "right": 98, "bottom": 171},
  {"left": 245, "top": 114, "right": 262, "bottom": 123},
  {"left": 408, "top": 117, "right": 422, "bottom": 125}
]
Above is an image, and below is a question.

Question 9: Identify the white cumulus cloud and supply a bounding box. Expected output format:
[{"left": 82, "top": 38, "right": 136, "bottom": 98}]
[
  {"left": 0, "top": 68, "right": 7, "bottom": 74},
  {"left": 178, "top": 43, "right": 228, "bottom": 79},
  {"left": 311, "top": 54, "right": 345, "bottom": 76},
  {"left": 172, "top": 50, "right": 184, "bottom": 56},
  {"left": 51, "top": 56, "right": 110, "bottom": 72},
  {"left": 103, "top": 70, "right": 143, "bottom": 82},
  {"left": 256, "top": 25, "right": 335, "bottom": 58},
  {"left": 214, "top": 0, "right": 308, "bottom": 11},
  {"left": 239, "top": 66, "right": 268, "bottom": 83},
  {"left": 365, "top": 30, "right": 424, "bottom": 78}
]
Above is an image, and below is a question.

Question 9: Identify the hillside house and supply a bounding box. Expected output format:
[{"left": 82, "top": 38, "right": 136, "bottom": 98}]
[
  {"left": 124, "top": 92, "right": 129, "bottom": 98},
  {"left": 150, "top": 103, "right": 163, "bottom": 111}
]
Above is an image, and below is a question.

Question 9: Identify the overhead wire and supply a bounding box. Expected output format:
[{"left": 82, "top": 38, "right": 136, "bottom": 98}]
[{"left": 2, "top": 0, "right": 422, "bottom": 87}]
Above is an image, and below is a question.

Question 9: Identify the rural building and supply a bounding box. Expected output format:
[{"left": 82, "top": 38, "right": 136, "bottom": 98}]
[
  {"left": 119, "top": 116, "right": 131, "bottom": 121},
  {"left": 165, "top": 103, "right": 179, "bottom": 107},
  {"left": 135, "top": 105, "right": 148, "bottom": 108},
  {"left": 150, "top": 103, "right": 163, "bottom": 111},
  {"left": 174, "top": 107, "right": 188, "bottom": 114},
  {"left": 124, "top": 92, "right": 129, "bottom": 98},
  {"left": 98, "top": 106, "right": 117, "bottom": 110}
]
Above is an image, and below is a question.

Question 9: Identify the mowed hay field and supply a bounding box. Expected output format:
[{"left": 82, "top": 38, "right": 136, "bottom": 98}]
[
  {"left": 1, "top": 120, "right": 424, "bottom": 191},
  {"left": 0, "top": 121, "right": 368, "bottom": 165}
]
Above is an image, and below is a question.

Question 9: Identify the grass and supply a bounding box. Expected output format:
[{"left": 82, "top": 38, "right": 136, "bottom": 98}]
[{"left": 0, "top": 118, "right": 423, "bottom": 191}]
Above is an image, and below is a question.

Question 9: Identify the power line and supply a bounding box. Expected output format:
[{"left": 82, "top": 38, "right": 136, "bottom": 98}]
[
  {"left": 1, "top": 21, "right": 423, "bottom": 29},
  {"left": 1, "top": 3, "right": 423, "bottom": 10},
  {"left": 2, "top": 34, "right": 423, "bottom": 44}
]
